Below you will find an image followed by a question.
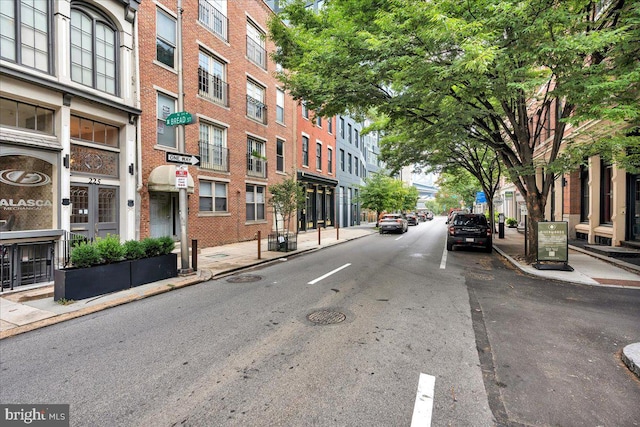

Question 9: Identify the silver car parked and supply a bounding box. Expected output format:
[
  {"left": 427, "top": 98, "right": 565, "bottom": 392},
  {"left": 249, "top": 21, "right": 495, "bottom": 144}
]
[{"left": 379, "top": 214, "right": 408, "bottom": 234}]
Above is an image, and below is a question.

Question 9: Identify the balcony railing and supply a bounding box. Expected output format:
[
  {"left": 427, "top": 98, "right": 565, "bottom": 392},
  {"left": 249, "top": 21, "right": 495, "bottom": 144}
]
[
  {"left": 246, "top": 154, "right": 267, "bottom": 178},
  {"left": 198, "top": 0, "right": 228, "bottom": 41},
  {"left": 246, "top": 36, "right": 267, "bottom": 69},
  {"left": 198, "top": 68, "right": 229, "bottom": 107},
  {"left": 199, "top": 141, "right": 229, "bottom": 172},
  {"left": 246, "top": 95, "right": 267, "bottom": 124}
]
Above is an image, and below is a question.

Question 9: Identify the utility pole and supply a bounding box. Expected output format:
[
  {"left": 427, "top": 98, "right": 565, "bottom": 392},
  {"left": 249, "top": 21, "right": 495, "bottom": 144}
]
[{"left": 176, "top": 0, "right": 192, "bottom": 274}]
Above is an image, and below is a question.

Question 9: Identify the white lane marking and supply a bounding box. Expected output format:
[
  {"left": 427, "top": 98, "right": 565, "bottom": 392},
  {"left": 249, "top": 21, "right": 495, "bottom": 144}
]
[
  {"left": 307, "top": 263, "right": 352, "bottom": 285},
  {"left": 440, "top": 242, "right": 448, "bottom": 269},
  {"left": 395, "top": 235, "right": 404, "bottom": 241},
  {"left": 411, "top": 373, "right": 436, "bottom": 427}
]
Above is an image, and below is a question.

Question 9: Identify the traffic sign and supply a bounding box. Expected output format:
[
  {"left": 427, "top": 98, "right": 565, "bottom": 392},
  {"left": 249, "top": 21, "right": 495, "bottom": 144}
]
[
  {"left": 165, "top": 111, "right": 193, "bottom": 126},
  {"left": 175, "top": 166, "right": 188, "bottom": 189},
  {"left": 166, "top": 152, "right": 200, "bottom": 166}
]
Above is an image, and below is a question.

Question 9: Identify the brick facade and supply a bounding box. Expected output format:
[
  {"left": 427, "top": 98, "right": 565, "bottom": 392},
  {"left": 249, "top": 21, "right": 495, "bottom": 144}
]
[{"left": 138, "top": 0, "right": 295, "bottom": 248}]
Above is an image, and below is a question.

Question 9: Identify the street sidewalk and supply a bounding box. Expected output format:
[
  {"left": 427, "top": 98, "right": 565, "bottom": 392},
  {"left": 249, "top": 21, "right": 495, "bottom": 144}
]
[{"left": 1, "top": 221, "right": 638, "bottom": 378}]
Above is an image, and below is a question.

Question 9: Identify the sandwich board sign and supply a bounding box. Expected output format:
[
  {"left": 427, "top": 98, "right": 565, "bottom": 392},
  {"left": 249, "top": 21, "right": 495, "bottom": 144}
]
[{"left": 534, "top": 221, "right": 573, "bottom": 271}]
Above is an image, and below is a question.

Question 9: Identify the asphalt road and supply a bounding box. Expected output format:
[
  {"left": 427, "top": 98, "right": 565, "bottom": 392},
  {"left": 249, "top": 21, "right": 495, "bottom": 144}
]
[{"left": 1, "top": 218, "right": 639, "bottom": 426}]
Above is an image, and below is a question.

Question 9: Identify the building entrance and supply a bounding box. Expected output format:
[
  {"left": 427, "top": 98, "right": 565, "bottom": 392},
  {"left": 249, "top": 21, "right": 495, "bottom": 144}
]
[
  {"left": 628, "top": 174, "right": 640, "bottom": 242},
  {"left": 70, "top": 184, "right": 119, "bottom": 240}
]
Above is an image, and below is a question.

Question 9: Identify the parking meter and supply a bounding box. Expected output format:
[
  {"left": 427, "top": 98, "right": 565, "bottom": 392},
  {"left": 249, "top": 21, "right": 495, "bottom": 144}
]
[{"left": 498, "top": 213, "right": 505, "bottom": 239}]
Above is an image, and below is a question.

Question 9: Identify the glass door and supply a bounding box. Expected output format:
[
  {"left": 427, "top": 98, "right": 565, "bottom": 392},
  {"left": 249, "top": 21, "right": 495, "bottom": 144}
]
[{"left": 70, "top": 184, "right": 119, "bottom": 240}]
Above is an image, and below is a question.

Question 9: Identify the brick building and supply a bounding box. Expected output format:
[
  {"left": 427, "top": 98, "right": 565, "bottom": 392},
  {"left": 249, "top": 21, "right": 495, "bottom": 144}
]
[
  {"left": 137, "top": 0, "right": 296, "bottom": 249},
  {"left": 295, "top": 103, "right": 337, "bottom": 231}
]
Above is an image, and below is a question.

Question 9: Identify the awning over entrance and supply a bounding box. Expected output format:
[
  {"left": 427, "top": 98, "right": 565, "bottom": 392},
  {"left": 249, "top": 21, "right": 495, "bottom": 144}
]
[{"left": 148, "top": 165, "right": 194, "bottom": 193}]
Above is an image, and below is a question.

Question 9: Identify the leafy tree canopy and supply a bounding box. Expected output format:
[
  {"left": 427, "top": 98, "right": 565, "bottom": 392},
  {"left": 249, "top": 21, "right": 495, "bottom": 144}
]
[{"left": 270, "top": 0, "right": 639, "bottom": 256}]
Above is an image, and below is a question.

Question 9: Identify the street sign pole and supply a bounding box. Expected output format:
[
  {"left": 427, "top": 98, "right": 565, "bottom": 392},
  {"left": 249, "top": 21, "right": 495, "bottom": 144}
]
[{"left": 176, "top": 0, "right": 192, "bottom": 274}]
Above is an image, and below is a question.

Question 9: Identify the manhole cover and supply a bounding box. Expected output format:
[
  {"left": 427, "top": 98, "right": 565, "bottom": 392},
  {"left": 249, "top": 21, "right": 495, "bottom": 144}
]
[
  {"left": 307, "top": 310, "right": 346, "bottom": 325},
  {"left": 226, "top": 274, "right": 262, "bottom": 283}
]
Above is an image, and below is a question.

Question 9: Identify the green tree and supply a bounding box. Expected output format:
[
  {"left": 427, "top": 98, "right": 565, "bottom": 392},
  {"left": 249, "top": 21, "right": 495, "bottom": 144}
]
[
  {"left": 270, "top": 0, "right": 640, "bottom": 259},
  {"left": 437, "top": 170, "right": 480, "bottom": 210},
  {"left": 359, "top": 172, "right": 401, "bottom": 225},
  {"left": 268, "top": 176, "right": 306, "bottom": 234}
]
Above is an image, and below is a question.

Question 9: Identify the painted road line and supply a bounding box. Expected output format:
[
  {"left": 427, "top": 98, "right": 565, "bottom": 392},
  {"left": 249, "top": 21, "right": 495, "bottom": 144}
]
[
  {"left": 395, "top": 235, "right": 404, "bottom": 241},
  {"left": 440, "top": 242, "right": 448, "bottom": 269},
  {"left": 411, "top": 373, "right": 436, "bottom": 427},
  {"left": 308, "top": 263, "right": 352, "bottom": 285}
]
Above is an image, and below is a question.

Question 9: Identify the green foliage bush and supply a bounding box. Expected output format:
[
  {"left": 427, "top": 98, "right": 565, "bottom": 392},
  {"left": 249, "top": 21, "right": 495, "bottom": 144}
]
[
  {"left": 141, "top": 237, "right": 163, "bottom": 258},
  {"left": 70, "top": 241, "right": 102, "bottom": 268},
  {"left": 94, "top": 234, "right": 125, "bottom": 264},
  {"left": 123, "top": 240, "right": 146, "bottom": 260},
  {"left": 158, "top": 236, "right": 176, "bottom": 255},
  {"left": 68, "top": 236, "right": 174, "bottom": 268},
  {"left": 506, "top": 217, "right": 518, "bottom": 227}
]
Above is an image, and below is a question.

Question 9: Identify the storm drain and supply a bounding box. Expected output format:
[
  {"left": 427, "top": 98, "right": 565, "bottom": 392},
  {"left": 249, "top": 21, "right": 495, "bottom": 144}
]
[
  {"left": 307, "top": 310, "right": 346, "bottom": 325},
  {"left": 226, "top": 274, "right": 262, "bottom": 283}
]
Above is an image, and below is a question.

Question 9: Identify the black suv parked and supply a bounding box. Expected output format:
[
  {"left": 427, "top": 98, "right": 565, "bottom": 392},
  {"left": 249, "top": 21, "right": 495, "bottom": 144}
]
[{"left": 446, "top": 213, "right": 492, "bottom": 253}]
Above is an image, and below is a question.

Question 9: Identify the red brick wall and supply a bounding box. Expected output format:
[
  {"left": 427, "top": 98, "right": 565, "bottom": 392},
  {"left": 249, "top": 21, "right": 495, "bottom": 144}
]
[{"left": 138, "top": 0, "right": 295, "bottom": 248}]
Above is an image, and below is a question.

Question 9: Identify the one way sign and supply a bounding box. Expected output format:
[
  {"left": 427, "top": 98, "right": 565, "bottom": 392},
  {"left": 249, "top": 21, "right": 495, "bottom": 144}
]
[{"left": 166, "top": 152, "right": 200, "bottom": 166}]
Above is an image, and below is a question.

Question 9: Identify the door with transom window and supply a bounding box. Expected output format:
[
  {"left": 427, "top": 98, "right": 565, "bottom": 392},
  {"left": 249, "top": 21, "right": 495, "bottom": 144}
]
[{"left": 70, "top": 184, "right": 119, "bottom": 240}]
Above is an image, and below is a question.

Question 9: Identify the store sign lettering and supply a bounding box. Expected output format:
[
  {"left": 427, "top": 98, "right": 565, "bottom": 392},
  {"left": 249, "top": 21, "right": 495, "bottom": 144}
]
[{"left": 0, "top": 198, "right": 53, "bottom": 210}]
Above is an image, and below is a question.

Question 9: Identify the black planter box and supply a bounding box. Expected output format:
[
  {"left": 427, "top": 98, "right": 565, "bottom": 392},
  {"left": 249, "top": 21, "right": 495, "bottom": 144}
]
[
  {"left": 54, "top": 261, "right": 131, "bottom": 301},
  {"left": 130, "top": 253, "right": 178, "bottom": 287}
]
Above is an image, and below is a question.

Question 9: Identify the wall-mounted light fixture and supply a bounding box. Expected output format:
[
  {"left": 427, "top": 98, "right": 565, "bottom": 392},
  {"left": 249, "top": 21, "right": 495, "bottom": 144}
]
[
  {"left": 127, "top": 200, "right": 134, "bottom": 207},
  {"left": 129, "top": 163, "right": 134, "bottom": 175},
  {"left": 62, "top": 198, "right": 71, "bottom": 206},
  {"left": 129, "top": 113, "right": 137, "bottom": 125},
  {"left": 63, "top": 154, "right": 70, "bottom": 169}
]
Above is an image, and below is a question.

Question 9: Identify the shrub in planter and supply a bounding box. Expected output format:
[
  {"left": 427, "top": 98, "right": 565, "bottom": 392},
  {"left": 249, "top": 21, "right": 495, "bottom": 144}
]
[
  {"left": 70, "top": 241, "right": 101, "bottom": 268},
  {"left": 158, "top": 236, "right": 176, "bottom": 255},
  {"left": 123, "top": 240, "right": 146, "bottom": 260},
  {"left": 506, "top": 217, "right": 518, "bottom": 227},
  {"left": 141, "top": 237, "right": 163, "bottom": 258},
  {"left": 94, "top": 234, "right": 125, "bottom": 263}
]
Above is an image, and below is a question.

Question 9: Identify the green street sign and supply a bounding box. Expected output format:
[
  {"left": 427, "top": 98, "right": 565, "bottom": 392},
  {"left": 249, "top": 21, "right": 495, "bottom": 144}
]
[{"left": 165, "top": 111, "right": 193, "bottom": 126}]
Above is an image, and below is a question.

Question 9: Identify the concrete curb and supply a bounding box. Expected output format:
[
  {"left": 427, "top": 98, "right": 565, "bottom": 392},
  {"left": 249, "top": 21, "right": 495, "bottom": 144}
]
[{"left": 622, "top": 343, "right": 640, "bottom": 379}]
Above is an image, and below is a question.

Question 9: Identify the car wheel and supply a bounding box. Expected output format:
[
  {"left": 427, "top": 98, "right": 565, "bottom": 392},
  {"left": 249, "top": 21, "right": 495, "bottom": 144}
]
[
  {"left": 446, "top": 242, "right": 453, "bottom": 251},
  {"left": 485, "top": 244, "right": 492, "bottom": 253}
]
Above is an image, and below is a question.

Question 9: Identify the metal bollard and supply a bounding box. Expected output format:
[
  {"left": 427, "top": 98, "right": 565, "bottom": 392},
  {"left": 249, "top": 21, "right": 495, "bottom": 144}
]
[
  {"left": 257, "top": 230, "right": 261, "bottom": 260},
  {"left": 336, "top": 224, "right": 339, "bottom": 240},
  {"left": 191, "top": 239, "right": 198, "bottom": 271},
  {"left": 318, "top": 227, "right": 321, "bottom": 245}
]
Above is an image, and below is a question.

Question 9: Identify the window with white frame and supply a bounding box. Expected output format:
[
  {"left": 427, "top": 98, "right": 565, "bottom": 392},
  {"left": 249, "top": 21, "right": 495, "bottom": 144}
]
[
  {"left": 327, "top": 117, "right": 333, "bottom": 134},
  {"left": 302, "top": 135, "right": 309, "bottom": 166},
  {"left": 339, "top": 117, "right": 345, "bottom": 138},
  {"left": 70, "top": 5, "right": 117, "bottom": 94},
  {"left": 198, "top": 50, "right": 227, "bottom": 105},
  {"left": 156, "top": 9, "right": 176, "bottom": 68},
  {"left": 199, "top": 181, "right": 228, "bottom": 212},
  {"left": 246, "top": 20, "right": 266, "bottom": 69},
  {"left": 0, "top": 0, "right": 51, "bottom": 73},
  {"left": 276, "top": 88, "right": 285, "bottom": 123},
  {"left": 327, "top": 147, "right": 333, "bottom": 173},
  {"left": 247, "top": 80, "right": 266, "bottom": 123},
  {"left": 157, "top": 93, "right": 176, "bottom": 148},
  {"left": 302, "top": 101, "right": 309, "bottom": 119},
  {"left": 316, "top": 142, "right": 322, "bottom": 170},
  {"left": 198, "top": 0, "right": 228, "bottom": 41},
  {"left": 276, "top": 139, "right": 284, "bottom": 172},
  {"left": 246, "top": 184, "right": 265, "bottom": 221},
  {"left": 199, "top": 122, "right": 227, "bottom": 171}
]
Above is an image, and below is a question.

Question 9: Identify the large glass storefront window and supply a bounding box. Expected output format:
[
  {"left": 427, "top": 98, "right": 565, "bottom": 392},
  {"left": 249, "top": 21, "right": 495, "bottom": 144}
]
[{"left": 0, "top": 155, "right": 53, "bottom": 231}]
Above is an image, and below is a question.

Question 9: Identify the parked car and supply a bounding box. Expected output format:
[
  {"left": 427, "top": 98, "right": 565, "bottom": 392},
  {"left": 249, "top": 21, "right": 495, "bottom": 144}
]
[
  {"left": 379, "top": 214, "right": 408, "bottom": 234},
  {"left": 417, "top": 212, "right": 427, "bottom": 222},
  {"left": 446, "top": 213, "right": 492, "bottom": 252},
  {"left": 426, "top": 211, "right": 434, "bottom": 221},
  {"left": 406, "top": 213, "right": 419, "bottom": 226}
]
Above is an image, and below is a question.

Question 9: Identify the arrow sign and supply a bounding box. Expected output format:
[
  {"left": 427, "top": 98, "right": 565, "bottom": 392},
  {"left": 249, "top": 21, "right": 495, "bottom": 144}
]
[{"left": 166, "top": 152, "right": 200, "bottom": 166}]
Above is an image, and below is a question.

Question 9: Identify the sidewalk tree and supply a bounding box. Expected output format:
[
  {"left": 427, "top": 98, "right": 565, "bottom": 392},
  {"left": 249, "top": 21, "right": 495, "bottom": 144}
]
[
  {"left": 268, "top": 176, "right": 306, "bottom": 234},
  {"left": 358, "top": 172, "right": 413, "bottom": 225},
  {"left": 270, "top": 0, "right": 640, "bottom": 260}
]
